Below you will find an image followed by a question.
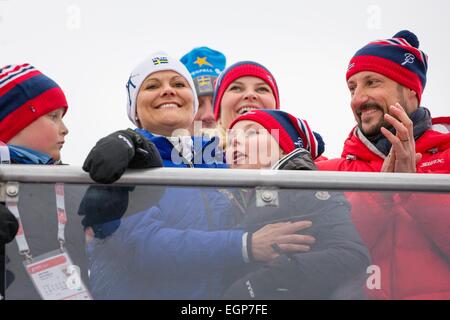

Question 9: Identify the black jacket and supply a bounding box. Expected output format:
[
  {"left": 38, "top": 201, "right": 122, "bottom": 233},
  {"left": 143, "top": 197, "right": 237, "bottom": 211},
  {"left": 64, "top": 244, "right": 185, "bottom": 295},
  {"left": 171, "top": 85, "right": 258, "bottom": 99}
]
[
  {"left": 223, "top": 149, "right": 371, "bottom": 299},
  {"left": 0, "top": 203, "right": 19, "bottom": 299}
]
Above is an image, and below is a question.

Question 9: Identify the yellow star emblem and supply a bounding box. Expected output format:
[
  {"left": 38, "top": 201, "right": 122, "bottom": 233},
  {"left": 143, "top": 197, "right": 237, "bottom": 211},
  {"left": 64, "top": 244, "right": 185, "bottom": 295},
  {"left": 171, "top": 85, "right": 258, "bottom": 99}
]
[{"left": 194, "top": 56, "right": 213, "bottom": 67}]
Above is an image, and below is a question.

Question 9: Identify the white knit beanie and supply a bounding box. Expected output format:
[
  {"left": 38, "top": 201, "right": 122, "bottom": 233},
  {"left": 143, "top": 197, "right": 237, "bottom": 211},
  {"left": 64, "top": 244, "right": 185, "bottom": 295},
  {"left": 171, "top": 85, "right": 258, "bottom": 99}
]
[{"left": 126, "top": 51, "right": 199, "bottom": 127}]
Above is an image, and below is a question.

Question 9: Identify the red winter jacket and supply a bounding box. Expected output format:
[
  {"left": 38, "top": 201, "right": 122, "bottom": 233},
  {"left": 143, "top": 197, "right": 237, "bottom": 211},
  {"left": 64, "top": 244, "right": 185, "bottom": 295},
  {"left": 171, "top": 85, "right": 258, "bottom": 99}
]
[{"left": 317, "top": 117, "right": 450, "bottom": 300}]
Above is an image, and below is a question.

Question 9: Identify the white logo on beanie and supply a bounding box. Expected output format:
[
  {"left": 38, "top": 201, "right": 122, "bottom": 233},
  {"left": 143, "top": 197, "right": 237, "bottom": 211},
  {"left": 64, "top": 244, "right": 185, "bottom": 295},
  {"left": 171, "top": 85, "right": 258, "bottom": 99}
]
[{"left": 401, "top": 53, "right": 415, "bottom": 66}]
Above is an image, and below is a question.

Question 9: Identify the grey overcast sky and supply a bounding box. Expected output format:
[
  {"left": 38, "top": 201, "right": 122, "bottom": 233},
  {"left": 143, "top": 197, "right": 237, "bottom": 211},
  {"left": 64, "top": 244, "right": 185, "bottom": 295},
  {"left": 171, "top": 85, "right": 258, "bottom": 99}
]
[{"left": 1, "top": 0, "right": 449, "bottom": 165}]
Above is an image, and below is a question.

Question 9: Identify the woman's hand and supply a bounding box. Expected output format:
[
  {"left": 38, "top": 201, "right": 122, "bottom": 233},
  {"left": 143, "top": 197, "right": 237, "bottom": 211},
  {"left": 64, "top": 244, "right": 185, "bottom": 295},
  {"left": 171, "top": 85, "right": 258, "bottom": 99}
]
[{"left": 251, "top": 220, "right": 315, "bottom": 262}]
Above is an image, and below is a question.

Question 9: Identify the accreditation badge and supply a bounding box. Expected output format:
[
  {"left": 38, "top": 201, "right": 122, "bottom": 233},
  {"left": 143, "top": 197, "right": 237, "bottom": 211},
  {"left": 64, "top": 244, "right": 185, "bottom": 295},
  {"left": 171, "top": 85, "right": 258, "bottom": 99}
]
[{"left": 23, "top": 249, "right": 92, "bottom": 300}]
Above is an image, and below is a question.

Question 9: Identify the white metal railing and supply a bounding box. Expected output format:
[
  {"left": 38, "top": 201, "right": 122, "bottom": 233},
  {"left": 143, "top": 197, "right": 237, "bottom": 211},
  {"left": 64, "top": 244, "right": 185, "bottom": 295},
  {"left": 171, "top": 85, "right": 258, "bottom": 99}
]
[{"left": 1, "top": 165, "right": 450, "bottom": 192}]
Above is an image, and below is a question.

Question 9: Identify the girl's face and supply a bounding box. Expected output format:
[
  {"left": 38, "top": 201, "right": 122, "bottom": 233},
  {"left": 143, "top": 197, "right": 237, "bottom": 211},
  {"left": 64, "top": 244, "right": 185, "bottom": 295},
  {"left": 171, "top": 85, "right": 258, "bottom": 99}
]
[
  {"left": 8, "top": 108, "right": 68, "bottom": 161},
  {"left": 219, "top": 76, "right": 276, "bottom": 130},
  {"left": 136, "top": 70, "right": 194, "bottom": 136},
  {"left": 226, "top": 120, "right": 283, "bottom": 169}
]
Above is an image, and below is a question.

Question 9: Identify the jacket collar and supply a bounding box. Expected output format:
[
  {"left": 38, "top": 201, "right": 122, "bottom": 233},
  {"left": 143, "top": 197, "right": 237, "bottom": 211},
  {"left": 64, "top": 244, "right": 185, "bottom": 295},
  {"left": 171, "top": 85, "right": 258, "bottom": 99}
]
[
  {"left": 272, "top": 148, "right": 317, "bottom": 170},
  {"left": 134, "top": 128, "right": 224, "bottom": 165},
  {"left": 342, "top": 116, "right": 450, "bottom": 162},
  {"left": 8, "top": 145, "right": 54, "bottom": 164}
]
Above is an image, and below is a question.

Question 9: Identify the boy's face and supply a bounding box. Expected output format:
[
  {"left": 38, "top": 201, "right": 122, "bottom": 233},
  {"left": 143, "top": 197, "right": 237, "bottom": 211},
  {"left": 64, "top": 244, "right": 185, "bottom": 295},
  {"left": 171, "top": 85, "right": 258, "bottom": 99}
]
[
  {"left": 8, "top": 108, "right": 68, "bottom": 161},
  {"left": 226, "top": 120, "right": 283, "bottom": 169}
]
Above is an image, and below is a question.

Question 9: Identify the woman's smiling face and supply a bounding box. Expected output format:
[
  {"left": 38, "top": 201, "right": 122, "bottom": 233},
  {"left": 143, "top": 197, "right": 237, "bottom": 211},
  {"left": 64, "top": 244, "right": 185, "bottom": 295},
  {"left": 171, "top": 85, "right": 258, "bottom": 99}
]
[
  {"left": 136, "top": 70, "right": 195, "bottom": 136},
  {"left": 219, "top": 76, "right": 276, "bottom": 130}
]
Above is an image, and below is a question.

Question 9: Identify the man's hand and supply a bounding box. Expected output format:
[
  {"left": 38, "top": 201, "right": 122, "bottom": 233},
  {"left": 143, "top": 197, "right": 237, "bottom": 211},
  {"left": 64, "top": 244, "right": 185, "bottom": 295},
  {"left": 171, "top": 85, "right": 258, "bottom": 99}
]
[
  {"left": 0, "top": 204, "right": 19, "bottom": 244},
  {"left": 251, "top": 220, "right": 315, "bottom": 262},
  {"left": 381, "top": 103, "right": 422, "bottom": 173},
  {"left": 83, "top": 129, "right": 163, "bottom": 184}
]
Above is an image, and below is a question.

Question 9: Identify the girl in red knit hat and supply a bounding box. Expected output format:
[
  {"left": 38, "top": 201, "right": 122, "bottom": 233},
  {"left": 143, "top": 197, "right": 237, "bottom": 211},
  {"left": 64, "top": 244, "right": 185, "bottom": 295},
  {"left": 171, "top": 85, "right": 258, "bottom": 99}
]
[{"left": 210, "top": 61, "right": 280, "bottom": 149}]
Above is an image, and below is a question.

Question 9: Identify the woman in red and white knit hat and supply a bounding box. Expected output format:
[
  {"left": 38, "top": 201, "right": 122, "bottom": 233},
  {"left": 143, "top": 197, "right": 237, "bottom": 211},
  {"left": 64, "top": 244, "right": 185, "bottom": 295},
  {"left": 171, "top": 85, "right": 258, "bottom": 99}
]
[{"left": 211, "top": 61, "right": 280, "bottom": 147}]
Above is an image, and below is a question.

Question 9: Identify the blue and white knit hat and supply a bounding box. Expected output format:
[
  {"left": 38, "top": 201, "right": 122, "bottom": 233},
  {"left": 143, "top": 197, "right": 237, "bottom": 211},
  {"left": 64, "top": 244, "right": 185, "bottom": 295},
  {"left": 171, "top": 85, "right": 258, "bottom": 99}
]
[{"left": 126, "top": 51, "right": 199, "bottom": 127}]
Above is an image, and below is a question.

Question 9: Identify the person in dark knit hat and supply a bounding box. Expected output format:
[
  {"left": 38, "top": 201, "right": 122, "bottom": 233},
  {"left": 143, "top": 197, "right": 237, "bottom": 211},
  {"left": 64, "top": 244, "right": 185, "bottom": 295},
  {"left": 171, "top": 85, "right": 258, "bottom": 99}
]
[
  {"left": 317, "top": 30, "right": 450, "bottom": 300},
  {"left": 319, "top": 30, "right": 448, "bottom": 173},
  {"left": 222, "top": 109, "right": 369, "bottom": 299}
]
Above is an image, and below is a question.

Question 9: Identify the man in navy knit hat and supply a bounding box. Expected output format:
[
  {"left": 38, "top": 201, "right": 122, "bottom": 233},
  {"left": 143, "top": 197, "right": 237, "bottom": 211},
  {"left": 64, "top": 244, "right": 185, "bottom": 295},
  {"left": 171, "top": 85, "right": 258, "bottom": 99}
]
[
  {"left": 318, "top": 30, "right": 449, "bottom": 174},
  {"left": 317, "top": 31, "right": 450, "bottom": 300}
]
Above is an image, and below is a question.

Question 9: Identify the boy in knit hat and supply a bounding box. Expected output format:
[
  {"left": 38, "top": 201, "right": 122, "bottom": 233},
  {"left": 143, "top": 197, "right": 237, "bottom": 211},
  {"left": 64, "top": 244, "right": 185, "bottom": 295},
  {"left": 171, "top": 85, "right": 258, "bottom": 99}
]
[
  {"left": 0, "top": 63, "right": 69, "bottom": 299},
  {"left": 223, "top": 110, "right": 369, "bottom": 299},
  {"left": 180, "top": 46, "right": 226, "bottom": 132},
  {"left": 0, "top": 64, "right": 69, "bottom": 164}
]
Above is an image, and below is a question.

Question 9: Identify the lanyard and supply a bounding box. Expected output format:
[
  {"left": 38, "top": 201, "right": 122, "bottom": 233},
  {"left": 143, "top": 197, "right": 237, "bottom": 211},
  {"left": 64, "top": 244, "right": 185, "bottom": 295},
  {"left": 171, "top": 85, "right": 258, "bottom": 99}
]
[
  {"left": 0, "top": 142, "right": 68, "bottom": 261},
  {"left": 0, "top": 140, "right": 11, "bottom": 164}
]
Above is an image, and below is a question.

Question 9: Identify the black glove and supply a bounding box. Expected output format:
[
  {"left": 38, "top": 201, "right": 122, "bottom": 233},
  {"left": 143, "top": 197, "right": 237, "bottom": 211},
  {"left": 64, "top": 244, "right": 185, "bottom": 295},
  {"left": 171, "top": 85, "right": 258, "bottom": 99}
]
[
  {"left": 83, "top": 129, "right": 163, "bottom": 184},
  {"left": 0, "top": 204, "right": 19, "bottom": 245},
  {"left": 78, "top": 186, "right": 132, "bottom": 239},
  {"left": 222, "top": 255, "right": 299, "bottom": 300}
]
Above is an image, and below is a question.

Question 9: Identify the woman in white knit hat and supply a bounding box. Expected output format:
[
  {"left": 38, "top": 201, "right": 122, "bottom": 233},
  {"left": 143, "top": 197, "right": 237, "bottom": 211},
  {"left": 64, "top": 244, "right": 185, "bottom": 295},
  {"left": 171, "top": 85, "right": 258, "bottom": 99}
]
[{"left": 81, "top": 51, "right": 311, "bottom": 299}]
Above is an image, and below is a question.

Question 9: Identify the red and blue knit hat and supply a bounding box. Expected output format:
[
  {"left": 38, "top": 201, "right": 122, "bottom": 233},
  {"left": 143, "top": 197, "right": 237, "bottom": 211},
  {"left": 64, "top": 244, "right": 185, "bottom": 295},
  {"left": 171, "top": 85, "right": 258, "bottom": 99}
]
[
  {"left": 213, "top": 61, "right": 280, "bottom": 121},
  {"left": 346, "top": 30, "right": 428, "bottom": 104},
  {"left": 229, "top": 109, "right": 325, "bottom": 159},
  {"left": 0, "top": 64, "right": 68, "bottom": 142}
]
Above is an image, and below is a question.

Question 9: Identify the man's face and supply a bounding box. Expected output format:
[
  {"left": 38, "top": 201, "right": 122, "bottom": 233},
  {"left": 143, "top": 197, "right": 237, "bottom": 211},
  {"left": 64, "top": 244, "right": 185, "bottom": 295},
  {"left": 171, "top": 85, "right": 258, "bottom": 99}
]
[
  {"left": 347, "top": 71, "right": 411, "bottom": 136},
  {"left": 193, "top": 95, "right": 216, "bottom": 129}
]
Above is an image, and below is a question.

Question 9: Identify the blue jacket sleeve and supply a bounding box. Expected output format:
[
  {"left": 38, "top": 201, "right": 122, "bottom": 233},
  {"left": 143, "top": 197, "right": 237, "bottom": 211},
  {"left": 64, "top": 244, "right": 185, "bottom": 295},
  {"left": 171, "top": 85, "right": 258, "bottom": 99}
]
[{"left": 120, "top": 206, "right": 246, "bottom": 276}]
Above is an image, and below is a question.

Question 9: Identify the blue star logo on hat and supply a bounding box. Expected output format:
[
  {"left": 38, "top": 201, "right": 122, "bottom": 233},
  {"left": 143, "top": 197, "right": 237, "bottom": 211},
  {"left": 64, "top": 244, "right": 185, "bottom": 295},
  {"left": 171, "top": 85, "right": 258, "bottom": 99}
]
[{"left": 194, "top": 56, "right": 213, "bottom": 67}]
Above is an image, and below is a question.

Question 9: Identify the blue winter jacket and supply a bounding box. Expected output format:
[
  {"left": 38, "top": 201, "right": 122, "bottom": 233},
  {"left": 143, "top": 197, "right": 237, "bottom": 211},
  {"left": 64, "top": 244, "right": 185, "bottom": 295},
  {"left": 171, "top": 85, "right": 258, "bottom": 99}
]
[
  {"left": 7, "top": 145, "right": 54, "bottom": 164},
  {"left": 86, "top": 131, "right": 246, "bottom": 299},
  {"left": 134, "top": 128, "right": 227, "bottom": 168}
]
